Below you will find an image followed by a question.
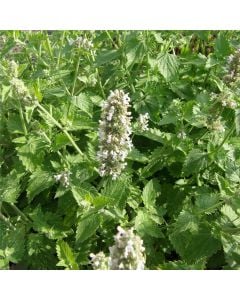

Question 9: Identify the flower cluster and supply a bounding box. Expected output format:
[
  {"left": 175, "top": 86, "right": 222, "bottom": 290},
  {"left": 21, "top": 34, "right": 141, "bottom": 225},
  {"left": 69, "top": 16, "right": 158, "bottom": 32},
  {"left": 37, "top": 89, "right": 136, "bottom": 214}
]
[
  {"left": 211, "top": 91, "right": 237, "bottom": 109},
  {"left": 54, "top": 171, "right": 71, "bottom": 188},
  {"left": 97, "top": 89, "right": 133, "bottom": 180},
  {"left": 177, "top": 131, "right": 187, "bottom": 139},
  {"left": 224, "top": 49, "right": 240, "bottom": 83},
  {"left": 90, "top": 226, "right": 145, "bottom": 270},
  {"left": 138, "top": 113, "right": 150, "bottom": 131},
  {"left": 10, "top": 78, "right": 30, "bottom": 100},
  {"left": 69, "top": 36, "right": 93, "bottom": 50},
  {"left": 8, "top": 60, "right": 19, "bottom": 78},
  {"left": 10, "top": 40, "right": 25, "bottom": 54},
  {"left": 207, "top": 117, "right": 225, "bottom": 133},
  {"left": 89, "top": 252, "right": 108, "bottom": 270}
]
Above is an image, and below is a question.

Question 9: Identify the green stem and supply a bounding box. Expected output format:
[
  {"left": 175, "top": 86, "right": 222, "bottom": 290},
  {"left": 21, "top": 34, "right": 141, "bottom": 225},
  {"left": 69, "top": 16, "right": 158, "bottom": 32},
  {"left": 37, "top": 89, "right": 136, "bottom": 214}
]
[
  {"left": 17, "top": 99, "right": 28, "bottom": 135},
  {"left": 214, "top": 120, "right": 235, "bottom": 153},
  {"left": 9, "top": 203, "right": 31, "bottom": 223},
  {"left": 106, "top": 31, "right": 119, "bottom": 49},
  {"left": 46, "top": 33, "right": 54, "bottom": 59},
  {"left": 89, "top": 50, "right": 105, "bottom": 98},
  {"left": 57, "top": 31, "right": 66, "bottom": 69},
  {"left": 36, "top": 102, "right": 83, "bottom": 156},
  {"left": 72, "top": 51, "right": 81, "bottom": 96}
]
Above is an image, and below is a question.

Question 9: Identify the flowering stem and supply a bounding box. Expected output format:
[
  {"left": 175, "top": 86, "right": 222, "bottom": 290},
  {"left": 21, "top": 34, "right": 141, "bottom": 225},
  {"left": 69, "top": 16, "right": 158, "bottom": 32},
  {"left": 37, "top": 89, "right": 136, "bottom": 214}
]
[
  {"left": 72, "top": 50, "right": 81, "bottom": 96},
  {"left": 36, "top": 102, "right": 83, "bottom": 156}
]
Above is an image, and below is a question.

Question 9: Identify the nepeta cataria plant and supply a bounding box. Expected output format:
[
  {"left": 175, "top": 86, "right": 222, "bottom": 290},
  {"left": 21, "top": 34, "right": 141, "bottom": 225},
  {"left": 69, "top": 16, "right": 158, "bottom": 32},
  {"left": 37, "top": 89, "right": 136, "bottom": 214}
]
[{"left": 97, "top": 89, "right": 132, "bottom": 180}]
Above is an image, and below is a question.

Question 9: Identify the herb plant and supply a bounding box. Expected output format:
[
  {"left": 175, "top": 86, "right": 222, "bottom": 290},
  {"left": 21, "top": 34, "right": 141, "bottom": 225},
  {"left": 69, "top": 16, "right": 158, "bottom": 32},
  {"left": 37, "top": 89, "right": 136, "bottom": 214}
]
[{"left": 1, "top": 30, "right": 240, "bottom": 270}]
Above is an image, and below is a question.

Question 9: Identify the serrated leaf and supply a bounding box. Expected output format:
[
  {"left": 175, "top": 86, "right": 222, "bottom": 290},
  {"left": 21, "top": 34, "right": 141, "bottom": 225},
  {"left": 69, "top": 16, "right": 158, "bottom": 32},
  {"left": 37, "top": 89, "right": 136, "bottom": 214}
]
[
  {"left": 7, "top": 113, "right": 24, "bottom": 134},
  {"left": 27, "top": 233, "right": 57, "bottom": 270},
  {"left": 158, "top": 53, "right": 179, "bottom": 81},
  {"left": 27, "top": 170, "right": 55, "bottom": 201},
  {"left": 56, "top": 240, "right": 78, "bottom": 270},
  {"left": 135, "top": 209, "right": 164, "bottom": 238},
  {"left": 169, "top": 224, "right": 221, "bottom": 263},
  {"left": 127, "top": 148, "right": 148, "bottom": 163},
  {"left": 76, "top": 213, "right": 101, "bottom": 244},
  {"left": 0, "top": 170, "right": 23, "bottom": 204},
  {"left": 183, "top": 149, "right": 209, "bottom": 176},
  {"left": 173, "top": 210, "right": 199, "bottom": 233},
  {"left": 70, "top": 93, "right": 93, "bottom": 117},
  {"left": 29, "top": 205, "right": 72, "bottom": 239},
  {"left": 195, "top": 193, "right": 219, "bottom": 214},
  {"left": 0, "top": 221, "right": 25, "bottom": 264},
  {"left": 52, "top": 133, "right": 71, "bottom": 151},
  {"left": 142, "top": 179, "right": 160, "bottom": 210},
  {"left": 101, "top": 176, "right": 129, "bottom": 210},
  {"left": 214, "top": 32, "right": 231, "bottom": 57},
  {"left": 221, "top": 204, "right": 240, "bottom": 227},
  {"left": 95, "top": 49, "right": 120, "bottom": 66}
]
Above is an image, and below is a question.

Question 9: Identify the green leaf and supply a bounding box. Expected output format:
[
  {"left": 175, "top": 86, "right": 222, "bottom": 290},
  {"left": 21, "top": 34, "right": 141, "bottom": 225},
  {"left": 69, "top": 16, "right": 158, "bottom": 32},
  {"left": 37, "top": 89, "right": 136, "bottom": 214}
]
[
  {"left": 17, "top": 136, "right": 47, "bottom": 172},
  {"left": 27, "top": 170, "right": 55, "bottom": 201},
  {"left": 0, "top": 170, "right": 23, "bottom": 204},
  {"left": 183, "top": 149, "right": 209, "bottom": 176},
  {"left": 169, "top": 224, "right": 221, "bottom": 263},
  {"left": 56, "top": 240, "right": 79, "bottom": 270},
  {"left": 101, "top": 176, "right": 129, "bottom": 210},
  {"left": 173, "top": 210, "right": 199, "bottom": 233},
  {"left": 95, "top": 49, "right": 120, "bottom": 66},
  {"left": 71, "top": 183, "right": 98, "bottom": 206},
  {"left": 195, "top": 192, "right": 220, "bottom": 214},
  {"left": 27, "top": 233, "right": 57, "bottom": 270},
  {"left": 135, "top": 209, "right": 164, "bottom": 238},
  {"left": 221, "top": 204, "right": 240, "bottom": 227},
  {"left": 214, "top": 32, "right": 231, "bottom": 57},
  {"left": 160, "top": 260, "right": 205, "bottom": 270},
  {"left": 221, "top": 232, "right": 240, "bottom": 269},
  {"left": 70, "top": 93, "right": 93, "bottom": 117},
  {"left": 29, "top": 205, "right": 72, "bottom": 239},
  {"left": 158, "top": 53, "right": 179, "bottom": 81},
  {"left": 0, "top": 221, "right": 25, "bottom": 264},
  {"left": 142, "top": 179, "right": 160, "bottom": 210},
  {"left": 52, "top": 133, "right": 71, "bottom": 151},
  {"left": 76, "top": 213, "right": 101, "bottom": 244},
  {"left": 7, "top": 113, "right": 25, "bottom": 134},
  {"left": 127, "top": 148, "right": 148, "bottom": 163}
]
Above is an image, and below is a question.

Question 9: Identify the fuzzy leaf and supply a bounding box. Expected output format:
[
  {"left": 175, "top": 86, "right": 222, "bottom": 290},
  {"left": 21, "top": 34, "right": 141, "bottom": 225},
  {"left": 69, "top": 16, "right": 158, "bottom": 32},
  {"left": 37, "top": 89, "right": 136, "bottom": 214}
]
[
  {"left": 76, "top": 213, "right": 101, "bottom": 244},
  {"left": 56, "top": 240, "right": 78, "bottom": 270},
  {"left": 158, "top": 53, "right": 179, "bottom": 81},
  {"left": 169, "top": 224, "right": 221, "bottom": 263},
  {"left": 71, "top": 93, "right": 93, "bottom": 117},
  {"left": 183, "top": 149, "right": 209, "bottom": 176},
  {"left": 27, "top": 170, "right": 55, "bottom": 201},
  {"left": 142, "top": 179, "right": 160, "bottom": 210}
]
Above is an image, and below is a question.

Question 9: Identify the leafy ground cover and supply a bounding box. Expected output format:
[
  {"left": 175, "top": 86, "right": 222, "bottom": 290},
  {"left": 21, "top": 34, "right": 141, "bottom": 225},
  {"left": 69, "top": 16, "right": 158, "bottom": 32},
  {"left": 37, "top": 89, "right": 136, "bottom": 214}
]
[{"left": 1, "top": 30, "right": 240, "bottom": 270}]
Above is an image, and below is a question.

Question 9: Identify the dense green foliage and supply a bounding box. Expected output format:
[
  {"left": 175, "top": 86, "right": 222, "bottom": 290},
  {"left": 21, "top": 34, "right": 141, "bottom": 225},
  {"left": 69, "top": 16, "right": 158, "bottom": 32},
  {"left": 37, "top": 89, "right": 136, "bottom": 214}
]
[{"left": 1, "top": 30, "right": 240, "bottom": 269}]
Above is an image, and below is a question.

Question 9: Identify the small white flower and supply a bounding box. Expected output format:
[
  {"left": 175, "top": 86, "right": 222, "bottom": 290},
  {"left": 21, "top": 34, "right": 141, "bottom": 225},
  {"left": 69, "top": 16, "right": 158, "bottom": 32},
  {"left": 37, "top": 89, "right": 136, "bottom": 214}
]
[
  {"left": 10, "top": 78, "right": 30, "bottom": 99},
  {"left": 138, "top": 113, "right": 150, "bottom": 131},
  {"left": 72, "top": 36, "right": 94, "bottom": 50},
  {"left": 54, "top": 170, "right": 71, "bottom": 187},
  {"left": 177, "top": 131, "right": 187, "bottom": 139}
]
